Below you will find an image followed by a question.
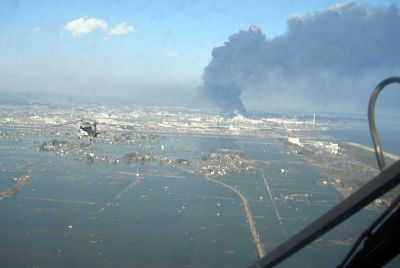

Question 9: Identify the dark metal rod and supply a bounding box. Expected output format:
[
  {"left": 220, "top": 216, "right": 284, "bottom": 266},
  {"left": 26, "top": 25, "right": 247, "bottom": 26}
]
[
  {"left": 368, "top": 77, "right": 400, "bottom": 171},
  {"left": 338, "top": 194, "right": 400, "bottom": 267},
  {"left": 250, "top": 160, "right": 400, "bottom": 268}
]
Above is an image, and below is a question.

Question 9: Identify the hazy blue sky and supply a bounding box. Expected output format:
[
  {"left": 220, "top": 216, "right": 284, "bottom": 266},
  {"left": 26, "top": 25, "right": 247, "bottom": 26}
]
[{"left": 1, "top": 0, "right": 399, "bottom": 112}]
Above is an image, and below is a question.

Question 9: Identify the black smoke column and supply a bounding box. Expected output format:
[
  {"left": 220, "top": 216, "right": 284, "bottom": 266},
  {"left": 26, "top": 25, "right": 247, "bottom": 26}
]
[{"left": 201, "top": 26, "right": 266, "bottom": 115}]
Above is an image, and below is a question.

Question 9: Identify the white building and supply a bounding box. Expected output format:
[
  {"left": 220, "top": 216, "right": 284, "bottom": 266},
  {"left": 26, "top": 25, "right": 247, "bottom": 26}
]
[
  {"left": 326, "top": 143, "right": 340, "bottom": 155},
  {"left": 288, "top": 137, "right": 302, "bottom": 146}
]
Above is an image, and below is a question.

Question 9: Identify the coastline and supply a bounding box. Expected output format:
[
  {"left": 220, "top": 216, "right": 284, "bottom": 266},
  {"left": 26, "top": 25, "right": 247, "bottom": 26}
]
[{"left": 344, "top": 142, "right": 400, "bottom": 161}]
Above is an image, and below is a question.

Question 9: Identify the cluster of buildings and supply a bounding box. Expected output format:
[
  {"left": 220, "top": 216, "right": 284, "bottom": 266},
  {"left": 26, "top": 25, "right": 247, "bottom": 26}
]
[
  {"left": 287, "top": 137, "right": 341, "bottom": 155},
  {"left": 0, "top": 98, "right": 332, "bottom": 144},
  {"left": 197, "top": 150, "right": 257, "bottom": 178},
  {"left": 0, "top": 100, "right": 341, "bottom": 179}
]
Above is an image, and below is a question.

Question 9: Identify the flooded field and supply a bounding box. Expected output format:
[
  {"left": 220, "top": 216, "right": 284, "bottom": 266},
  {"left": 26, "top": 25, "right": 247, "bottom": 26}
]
[{"left": 0, "top": 133, "right": 383, "bottom": 267}]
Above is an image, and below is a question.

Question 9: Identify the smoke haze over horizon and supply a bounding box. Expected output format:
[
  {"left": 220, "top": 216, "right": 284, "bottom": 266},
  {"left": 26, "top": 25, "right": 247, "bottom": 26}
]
[
  {"left": 201, "top": 2, "right": 400, "bottom": 115},
  {"left": 1, "top": 1, "right": 400, "bottom": 116}
]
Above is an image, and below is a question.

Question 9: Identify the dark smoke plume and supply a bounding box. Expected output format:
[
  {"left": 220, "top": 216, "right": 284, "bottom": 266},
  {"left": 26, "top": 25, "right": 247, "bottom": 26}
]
[{"left": 201, "top": 3, "right": 400, "bottom": 114}]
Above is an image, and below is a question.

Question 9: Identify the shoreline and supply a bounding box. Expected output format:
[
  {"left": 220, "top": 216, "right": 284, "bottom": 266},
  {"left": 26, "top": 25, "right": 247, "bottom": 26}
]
[{"left": 344, "top": 142, "right": 400, "bottom": 161}]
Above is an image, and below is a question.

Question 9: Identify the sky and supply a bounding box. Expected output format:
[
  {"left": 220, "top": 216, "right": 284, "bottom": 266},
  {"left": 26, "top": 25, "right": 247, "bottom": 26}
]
[{"left": 0, "top": 0, "right": 399, "bottom": 113}]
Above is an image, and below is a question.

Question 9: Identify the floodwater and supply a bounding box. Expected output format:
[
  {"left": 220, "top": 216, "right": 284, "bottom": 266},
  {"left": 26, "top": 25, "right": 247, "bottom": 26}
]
[{"left": 0, "top": 133, "right": 388, "bottom": 267}]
